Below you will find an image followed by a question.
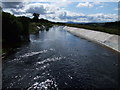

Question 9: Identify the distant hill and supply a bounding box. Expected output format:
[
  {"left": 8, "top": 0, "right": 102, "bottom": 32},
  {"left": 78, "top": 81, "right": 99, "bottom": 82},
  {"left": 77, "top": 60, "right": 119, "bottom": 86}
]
[{"left": 66, "top": 21, "right": 120, "bottom": 25}]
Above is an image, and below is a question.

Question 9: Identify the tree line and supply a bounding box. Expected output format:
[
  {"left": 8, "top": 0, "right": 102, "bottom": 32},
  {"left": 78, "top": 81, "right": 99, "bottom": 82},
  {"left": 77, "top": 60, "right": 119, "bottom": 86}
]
[{"left": 2, "top": 11, "right": 54, "bottom": 53}]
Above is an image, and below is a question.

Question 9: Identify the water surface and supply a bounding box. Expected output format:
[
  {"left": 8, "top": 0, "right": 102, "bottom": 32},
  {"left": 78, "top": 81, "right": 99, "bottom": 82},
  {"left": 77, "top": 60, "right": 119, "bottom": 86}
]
[{"left": 3, "top": 26, "right": 119, "bottom": 89}]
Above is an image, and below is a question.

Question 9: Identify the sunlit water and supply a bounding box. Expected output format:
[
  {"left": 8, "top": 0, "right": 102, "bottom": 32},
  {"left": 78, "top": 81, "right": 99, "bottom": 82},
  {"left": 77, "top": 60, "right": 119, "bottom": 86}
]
[{"left": 3, "top": 26, "right": 119, "bottom": 89}]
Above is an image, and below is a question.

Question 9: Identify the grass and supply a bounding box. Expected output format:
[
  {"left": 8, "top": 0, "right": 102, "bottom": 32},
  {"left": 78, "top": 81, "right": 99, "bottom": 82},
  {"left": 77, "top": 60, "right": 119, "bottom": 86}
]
[
  {"left": 53, "top": 22, "right": 120, "bottom": 35},
  {"left": 65, "top": 24, "right": 120, "bottom": 35},
  {"left": 29, "top": 22, "right": 54, "bottom": 34},
  {"left": 29, "top": 22, "right": 40, "bottom": 34}
]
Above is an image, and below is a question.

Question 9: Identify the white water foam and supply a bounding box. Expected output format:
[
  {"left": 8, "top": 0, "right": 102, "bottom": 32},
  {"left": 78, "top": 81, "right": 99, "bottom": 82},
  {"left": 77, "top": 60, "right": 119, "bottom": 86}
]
[
  {"left": 20, "top": 50, "right": 48, "bottom": 58},
  {"left": 36, "top": 63, "right": 50, "bottom": 70},
  {"left": 36, "top": 57, "right": 66, "bottom": 65},
  {"left": 33, "top": 76, "right": 41, "bottom": 80},
  {"left": 30, "top": 39, "right": 54, "bottom": 43},
  {"left": 9, "top": 48, "right": 55, "bottom": 62},
  {"left": 27, "top": 79, "right": 58, "bottom": 90},
  {"left": 68, "top": 75, "right": 73, "bottom": 79}
]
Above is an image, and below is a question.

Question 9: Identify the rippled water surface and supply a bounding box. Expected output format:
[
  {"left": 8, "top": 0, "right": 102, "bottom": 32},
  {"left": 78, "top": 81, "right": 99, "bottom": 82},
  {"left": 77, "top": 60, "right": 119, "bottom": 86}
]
[{"left": 3, "top": 26, "right": 119, "bottom": 89}]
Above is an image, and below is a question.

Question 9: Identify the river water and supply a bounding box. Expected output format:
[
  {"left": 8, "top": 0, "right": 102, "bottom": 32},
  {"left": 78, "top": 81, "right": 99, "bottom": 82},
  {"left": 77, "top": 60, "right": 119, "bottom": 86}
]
[{"left": 3, "top": 26, "right": 119, "bottom": 89}]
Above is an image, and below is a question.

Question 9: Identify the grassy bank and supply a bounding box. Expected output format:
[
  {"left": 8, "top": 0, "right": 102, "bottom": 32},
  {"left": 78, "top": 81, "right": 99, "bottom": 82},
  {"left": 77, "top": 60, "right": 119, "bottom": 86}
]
[
  {"left": 54, "top": 21, "right": 120, "bottom": 35},
  {"left": 2, "top": 12, "right": 54, "bottom": 56},
  {"left": 29, "top": 21, "right": 53, "bottom": 34}
]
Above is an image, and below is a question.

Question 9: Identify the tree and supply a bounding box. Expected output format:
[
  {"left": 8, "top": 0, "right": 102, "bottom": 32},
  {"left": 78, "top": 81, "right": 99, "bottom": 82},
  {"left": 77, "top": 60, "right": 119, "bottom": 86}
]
[
  {"left": 2, "top": 12, "right": 22, "bottom": 47},
  {"left": 2, "top": 12, "right": 30, "bottom": 48},
  {"left": 33, "top": 13, "right": 40, "bottom": 22},
  {"left": 18, "top": 16, "right": 30, "bottom": 41}
]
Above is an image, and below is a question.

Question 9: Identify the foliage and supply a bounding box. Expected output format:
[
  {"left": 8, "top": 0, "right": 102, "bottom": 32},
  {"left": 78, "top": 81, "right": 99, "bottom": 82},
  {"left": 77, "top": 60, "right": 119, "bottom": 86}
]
[
  {"left": 2, "top": 12, "right": 54, "bottom": 54},
  {"left": 29, "top": 22, "right": 40, "bottom": 34},
  {"left": 18, "top": 16, "right": 30, "bottom": 41},
  {"left": 2, "top": 12, "right": 22, "bottom": 45},
  {"left": 29, "top": 18, "right": 54, "bottom": 33},
  {"left": 33, "top": 13, "right": 40, "bottom": 22},
  {"left": 2, "top": 12, "right": 30, "bottom": 49}
]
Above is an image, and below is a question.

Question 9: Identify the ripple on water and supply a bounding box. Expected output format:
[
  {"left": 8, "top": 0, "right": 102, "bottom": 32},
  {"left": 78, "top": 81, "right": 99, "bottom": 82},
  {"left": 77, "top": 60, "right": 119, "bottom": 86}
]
[
  {"left": 36, "top": 63, "right": 50, "bottom": 70},
  {"left": 36, "top": 57, "right": 66, "bottom": 65},
  {"left": 8, "top": 48, "right": 55, "bottom": 62},
  {"left": 27, "top": 79, "right": 58, "bottom": 90}
]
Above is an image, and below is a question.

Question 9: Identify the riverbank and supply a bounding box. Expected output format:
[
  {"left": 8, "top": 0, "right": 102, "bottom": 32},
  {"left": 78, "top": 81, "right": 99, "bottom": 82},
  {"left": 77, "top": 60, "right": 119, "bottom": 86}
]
[
  {"left": 2, "top": 12, "right": 54, "bottom": 57},
  {"left": 64, "top": 26, "right": 120, "bottom": 53},
  {"left": 2, "top": 24, "right": 53, "bottom": 58}
]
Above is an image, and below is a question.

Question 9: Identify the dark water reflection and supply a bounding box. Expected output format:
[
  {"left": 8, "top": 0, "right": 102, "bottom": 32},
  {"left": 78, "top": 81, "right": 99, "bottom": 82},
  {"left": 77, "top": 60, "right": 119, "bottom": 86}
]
[{"left": 3, "top": 26, "right": 119, "bottom": 89}]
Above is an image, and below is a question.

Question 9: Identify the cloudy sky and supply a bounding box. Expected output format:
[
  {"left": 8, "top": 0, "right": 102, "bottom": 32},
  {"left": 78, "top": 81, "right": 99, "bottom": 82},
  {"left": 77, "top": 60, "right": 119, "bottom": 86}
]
[{"left": 2, "top": 1, "right": 119, "bottom": 23}]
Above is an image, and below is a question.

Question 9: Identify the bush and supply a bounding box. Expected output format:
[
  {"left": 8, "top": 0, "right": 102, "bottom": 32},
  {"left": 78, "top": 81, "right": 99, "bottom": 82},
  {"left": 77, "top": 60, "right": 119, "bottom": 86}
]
[
  {"left": 2, "top": 12, "right": 22, "bottom": 45},
  {"left": 2, "top": 12, "right": 30, "bottom": 48}
]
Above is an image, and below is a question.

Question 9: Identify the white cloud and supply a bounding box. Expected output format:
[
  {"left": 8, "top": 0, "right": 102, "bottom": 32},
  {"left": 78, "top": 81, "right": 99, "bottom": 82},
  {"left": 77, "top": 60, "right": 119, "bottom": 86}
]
[
  {"left": 76, "top": 1, "right": 104, "bottom": 8},
  {"left": 51, "top": 1, "right": 71, "bottom": 7},
  {"left": 2, "top": 0, "right": 120, "bottom": 2},
  {"left": 25, "top": 3, "right": 47, "bottom": 14},
  {"left": 77, "top": 2, "right": 104, "bottom": 9},
  {"left": 2, "top": 2, "right": 118, "bottom": 23},
  {"left": 88, "top": 13, "right": 118, "bottom": 22},
  {"left": 77, "top": 2, "right": 93, "bottom": 8},
  {"left": 43, "top": 11, "right": 118, "bottom": 23}
]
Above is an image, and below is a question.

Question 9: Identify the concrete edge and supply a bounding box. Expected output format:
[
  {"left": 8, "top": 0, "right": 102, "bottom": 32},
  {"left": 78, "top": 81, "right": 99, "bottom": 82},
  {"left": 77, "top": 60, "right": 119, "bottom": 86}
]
[{"left": 63, "top": 26, "right": 120, "bottom": 53}]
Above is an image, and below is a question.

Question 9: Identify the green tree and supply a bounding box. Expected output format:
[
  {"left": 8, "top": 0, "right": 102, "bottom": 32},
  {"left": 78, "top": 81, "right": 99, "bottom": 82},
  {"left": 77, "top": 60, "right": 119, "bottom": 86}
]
[
  {"left": 2, "top": 12, "right": 22, "bottom": 45},
  {"left": 33, "top": 13, "right": 40, "bottom": 22},
  {"left": 18, "top": 16, "right": 30, "bottom": 41},
  {"left": 2, "top": 12, "right": 30, "bottom": 48}
]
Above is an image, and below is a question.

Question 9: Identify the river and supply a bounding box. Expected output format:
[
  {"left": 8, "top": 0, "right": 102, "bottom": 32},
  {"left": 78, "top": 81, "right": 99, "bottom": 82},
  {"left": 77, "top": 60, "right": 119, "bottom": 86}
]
[{"left": 2, "top": 26, "right": 119, "bottom": 89}]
